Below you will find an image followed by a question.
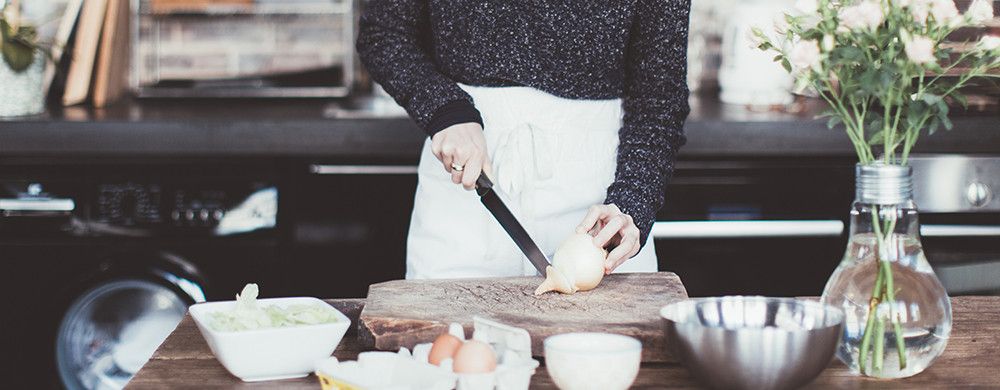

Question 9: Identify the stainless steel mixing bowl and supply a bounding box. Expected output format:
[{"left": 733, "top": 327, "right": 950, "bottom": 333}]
[{"left": 660, "top": 297, "right": 844, "bottom": 390}]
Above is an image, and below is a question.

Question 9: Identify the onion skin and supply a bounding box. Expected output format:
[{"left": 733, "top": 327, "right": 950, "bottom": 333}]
[
  {"left": 534, "top": 266, "right": 575, "bottom": 295},
  {"left": 534, "top": 233, "right": 609, "bottom": 295}
]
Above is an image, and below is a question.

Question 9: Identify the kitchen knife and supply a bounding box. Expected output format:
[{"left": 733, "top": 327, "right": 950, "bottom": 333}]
[{"left": 476, "top": 172, "right": 551, "bottom": 276}]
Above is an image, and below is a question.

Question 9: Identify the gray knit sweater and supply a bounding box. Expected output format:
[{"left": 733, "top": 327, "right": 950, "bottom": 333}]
[{"left": 356, "top": 0, "right": 691, "bottom": 246}]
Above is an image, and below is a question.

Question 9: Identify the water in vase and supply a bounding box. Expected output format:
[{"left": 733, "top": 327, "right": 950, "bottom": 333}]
[{"left": 822, "top": 233, "right": 952, "bottom": 379}]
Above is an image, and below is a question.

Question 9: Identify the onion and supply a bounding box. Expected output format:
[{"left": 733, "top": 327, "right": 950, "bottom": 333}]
[{"left": 534, "top": 233, "right": 608, "bottom": 295}]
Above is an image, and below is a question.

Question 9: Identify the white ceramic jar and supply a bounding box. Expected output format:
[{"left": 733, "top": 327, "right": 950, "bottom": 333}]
[{"left": 0, "top": 53, "right": 45, "bottom": 117}]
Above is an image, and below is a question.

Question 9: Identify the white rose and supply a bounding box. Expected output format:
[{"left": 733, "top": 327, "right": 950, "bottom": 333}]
[
  {"left": 904, "top": 35, "right": 936, "bottom": 64},
  {"left": 822, "top": 34, "right": 836, "bottom": 52},
  {"left": 929, "top": 0, "right": 959, "bottom": 25},
  {"left": 790, "top": 40, "right": 822, "bottom": 73},
  {"left": 795, "top": 0, "right": 819, "bottom": 14},
  {"left": 978, "top": 35, "right": 1000, "bottom": 52},
  {"left": 839, "top": 1, "right": 885, "bottom": 31},
  {"left": 774, "top": 13, "right": 790, "bottom": 35},
  {"left": 909, "top": 0, "right": 931, "bottom": 24},
  {"left": 793, "top": 0, "right": 822, "bottom": 30},
  {"left": 966, "top": 0, "right": 994, "bottom": 25}
]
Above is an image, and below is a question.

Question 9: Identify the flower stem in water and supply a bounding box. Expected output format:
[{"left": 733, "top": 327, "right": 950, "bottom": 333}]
[
  {"left": 873, "top": 313, "right": 886, "bottom": 374},
  {"left": 858, "top": 261, "right": 885, "bottom": 374},
  {"left": 881, "top": 254, "right": 908, "bottom": 370},
  {"left": 864, "top": 206, "right": 908, "bottom": 374}
]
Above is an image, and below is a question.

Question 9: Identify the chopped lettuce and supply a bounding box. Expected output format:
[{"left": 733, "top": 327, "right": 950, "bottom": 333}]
[{"left": 207, "top": 284, "right": 339, "bottom": 332}]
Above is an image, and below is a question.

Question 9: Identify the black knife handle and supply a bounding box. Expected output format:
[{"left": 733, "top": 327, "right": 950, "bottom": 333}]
[{"left": 475, "top": 172, "right": 493, "bottom": 196}]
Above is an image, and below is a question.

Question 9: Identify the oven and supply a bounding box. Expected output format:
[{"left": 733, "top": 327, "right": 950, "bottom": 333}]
[
  {"left": 911, "top": 156, "right": 1000, "bottom": 295},
  {"left": 0, "top": 159, "right": 281, "bottom": 389},
  {"left": 279, "top": 160, "right": 419, "bottom": 298},
  {"left": 652, "top": 155, "right": 1000, "bottom": 297}
]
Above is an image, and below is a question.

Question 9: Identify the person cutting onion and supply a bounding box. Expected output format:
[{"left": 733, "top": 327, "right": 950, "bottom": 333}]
[{"left": 357, "top": 0, "right": 690, "bottom": 279}]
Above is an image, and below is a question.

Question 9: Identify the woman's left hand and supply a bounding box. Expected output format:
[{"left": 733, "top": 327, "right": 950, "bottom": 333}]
[{"left": 576, "top": 204, "right": 641, "bottom": 274}]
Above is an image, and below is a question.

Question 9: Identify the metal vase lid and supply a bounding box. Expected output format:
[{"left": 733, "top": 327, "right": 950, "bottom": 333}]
[{"left": 856, "top": 162, "right": 913, "bottom": 205}]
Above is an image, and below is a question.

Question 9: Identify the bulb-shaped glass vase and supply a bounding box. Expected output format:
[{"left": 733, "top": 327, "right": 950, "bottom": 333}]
[{"left": 821, "top": 163, "right": 951, "bottom": 378}]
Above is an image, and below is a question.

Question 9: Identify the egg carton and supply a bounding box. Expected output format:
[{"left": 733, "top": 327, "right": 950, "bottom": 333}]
[
  {"left": 315, "top": 317, "right": 539, "bottom": 390},
  {"left": 316, "top": 350, "right": 456, "bottom": 390}
]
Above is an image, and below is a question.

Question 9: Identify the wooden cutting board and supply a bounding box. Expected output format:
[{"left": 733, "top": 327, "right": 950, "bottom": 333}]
[{"left": 359, "top": 272, "right": 688, "bottom": 362}]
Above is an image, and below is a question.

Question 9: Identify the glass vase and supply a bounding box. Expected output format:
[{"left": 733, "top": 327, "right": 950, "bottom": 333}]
[{"left": 821, "top": 163, "right": 951, "bottom": 379}]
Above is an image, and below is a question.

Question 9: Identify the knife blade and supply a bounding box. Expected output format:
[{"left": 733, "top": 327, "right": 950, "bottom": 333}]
[{"left": 475, "top": 172, "right": 551, "bottom": 276}]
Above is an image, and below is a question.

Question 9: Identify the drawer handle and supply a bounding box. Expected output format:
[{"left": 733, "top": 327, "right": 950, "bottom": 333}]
[
  {"left": 0, "top": 198, "right": 76, "bottom": 213},
  {"left": 309, "top": 165, "right": 418, "bottom": 175},
  {"left": 921, "top": 225, "right": 1000, "bottom": 237}
]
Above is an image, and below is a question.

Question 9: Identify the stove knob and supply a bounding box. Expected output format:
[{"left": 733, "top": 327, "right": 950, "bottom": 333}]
[{"left": 966, "top": 182, "right": 991, "bottom": 208}]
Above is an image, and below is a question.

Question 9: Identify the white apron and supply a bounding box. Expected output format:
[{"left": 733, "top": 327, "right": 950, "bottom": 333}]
[{"left": 406, "top": 84, "right": 658, "bottom": 279}]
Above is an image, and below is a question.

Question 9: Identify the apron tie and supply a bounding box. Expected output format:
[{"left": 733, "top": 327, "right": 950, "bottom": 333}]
[{"left": 491, "top": 123, "right": 555, "bottom": 207}]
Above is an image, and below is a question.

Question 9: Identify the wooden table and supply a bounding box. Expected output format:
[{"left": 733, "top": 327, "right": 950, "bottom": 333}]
[{"left": 127, "top": 297, "right": 1000, "bottom": 389}]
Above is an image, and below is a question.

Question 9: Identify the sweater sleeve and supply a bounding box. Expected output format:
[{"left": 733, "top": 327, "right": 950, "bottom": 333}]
[
  {"left": 356, "top": 0, "right": 483, "bottom": 137},
  {"left": 605, "top": 0, "right": 691, "bottom": 247}
]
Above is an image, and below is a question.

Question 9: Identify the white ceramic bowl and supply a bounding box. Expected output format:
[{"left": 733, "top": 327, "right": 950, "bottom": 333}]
[
  {"left": 543, "top": 333, "right": 642, "bottom": 390},
  {"left": 189, "top": 297, "right": 351, "bottom": 382}
]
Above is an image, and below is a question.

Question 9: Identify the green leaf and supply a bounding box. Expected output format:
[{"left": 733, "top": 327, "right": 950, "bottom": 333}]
[
  {"left": 0, "top": 19, "right": 36, "bottom": 72},
  {"left": 1, "top": 38, "right": 34, "bottom": 72},
  {"left": 938, "top": 109, "right": 953, "bottom": 131},
  {"left": 927, "top": 118, "right": 941, "bottom": 135},
  {"left": 860, "top": 69, "right": 881, "bottom": 95},
  {"left": 781, "top": 58, "right": 792, "bottom": 72},
  {"left": 879, "top": 70, "right": 894, "bottom": 91},
  {"left": 826, "top": 115, "right": 843, "bottom": 129},
  {"left": 920, "top": 93, "right": 942, "bottom": 105},
  {"left": 952, "top": 93, "right": 968, "bottom": 109},
  {"left": 868, "top": 130, "right": 885, "bottom": 145},
  {"left": 835, "top": 46, "right": 865, "bottom": 63}
]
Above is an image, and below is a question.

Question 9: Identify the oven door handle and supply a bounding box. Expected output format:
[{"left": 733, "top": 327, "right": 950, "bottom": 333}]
[
  {"left": 921, "top": 225, "right": 1000, "bottom": 237},
  {"left": 0, "top": 198, "right": 76, "bottom": 215},
  {"left": 652, "top": 220, "right": 845, "bottom": 239},
  {"left": 310, "top": 164, "right": 418, "bottom": 175}
]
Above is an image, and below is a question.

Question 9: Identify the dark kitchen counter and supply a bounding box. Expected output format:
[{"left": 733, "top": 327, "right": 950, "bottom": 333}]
[{"left": 1, "top": 95, "right": 997, "bottom": 159}]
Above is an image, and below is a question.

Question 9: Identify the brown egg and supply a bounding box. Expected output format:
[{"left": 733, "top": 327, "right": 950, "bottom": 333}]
[
  {"left": 428, "top": 333, "right": 463, "bottom": 365},
  {"left": 452, "top": 340, "right": 497, "bottom": 374}
]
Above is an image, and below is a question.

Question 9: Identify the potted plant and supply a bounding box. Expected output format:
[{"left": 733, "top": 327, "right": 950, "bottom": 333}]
[
  {"left": 754, "top": 0, "right": 999, "bottom": 379},
  {"left": 1, "top": 0, "right": 46, "bottom": 117}
]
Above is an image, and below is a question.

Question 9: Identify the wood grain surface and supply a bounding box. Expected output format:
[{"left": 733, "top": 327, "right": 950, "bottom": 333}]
[
  {"left": 127, "top": 296, "right": 1000, "bottom": 389},
  {"left": 359, "top": 272, "right": 689, "bottom": 362}
]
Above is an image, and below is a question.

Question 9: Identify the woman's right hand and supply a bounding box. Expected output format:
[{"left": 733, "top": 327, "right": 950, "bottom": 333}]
[{"left": 431, "top": 122, "right": 492, "bottom": 190}]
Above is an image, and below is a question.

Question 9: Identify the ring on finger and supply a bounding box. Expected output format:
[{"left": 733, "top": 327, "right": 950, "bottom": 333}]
[{"left": 451, "top": 162, "right": 465, "bottom": 172}]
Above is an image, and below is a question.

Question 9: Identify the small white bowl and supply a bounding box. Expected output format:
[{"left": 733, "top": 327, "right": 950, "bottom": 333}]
[
  {"left": 543, "top": 333, "right": 641, "bottom": 390},
  {"left": 189, "top": 297, "right": 351, "bottom": 382}
]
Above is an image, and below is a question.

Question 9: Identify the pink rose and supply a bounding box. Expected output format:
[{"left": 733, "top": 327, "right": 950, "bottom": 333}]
[
  {"left": 929, "top": 0, "right": 959, "bottom": 25},
  {"left": 977, "top": 35, "right": 1000, "bottom": 52},
  {"left": 904, "top": 35, "right": 936, "bottom": 64},
  {"left": 838, "top": 1, "right": 884, "bottom": 31},
  {"left": 790, "top": 40, "right": 822, "bottom": 73},
  {"left": 966, "top": 0, "right": 994, "bottom": 25}
]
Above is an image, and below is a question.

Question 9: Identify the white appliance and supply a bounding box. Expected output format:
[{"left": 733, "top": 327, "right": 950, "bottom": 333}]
[{"left": 718, "top": 0, "right": 795, "bottom": 105}]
